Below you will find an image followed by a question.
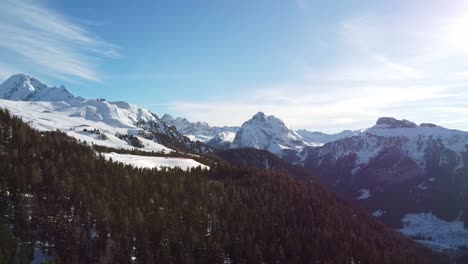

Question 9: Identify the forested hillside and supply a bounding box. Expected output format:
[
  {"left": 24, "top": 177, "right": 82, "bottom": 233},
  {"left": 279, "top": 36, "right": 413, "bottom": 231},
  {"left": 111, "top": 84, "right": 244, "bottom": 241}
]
[
  {"left": 0, "top": 109, "right": 447, "bottom": 263},
  {"left": 215, "top": 148, "right": 308, "bottom": 177}
]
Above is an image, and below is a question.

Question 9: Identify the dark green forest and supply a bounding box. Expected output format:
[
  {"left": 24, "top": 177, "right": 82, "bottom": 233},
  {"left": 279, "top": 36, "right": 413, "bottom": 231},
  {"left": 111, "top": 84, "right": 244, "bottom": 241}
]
[{"left": 0, "top": 109, "right": 447, "bottom": 263}]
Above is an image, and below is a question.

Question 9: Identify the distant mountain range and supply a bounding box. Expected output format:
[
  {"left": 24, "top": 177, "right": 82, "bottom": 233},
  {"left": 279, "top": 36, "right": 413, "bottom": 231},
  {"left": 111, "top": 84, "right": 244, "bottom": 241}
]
[
  {"left": 161, "top": 113, "right": 239, "bottom": 142},
  {"left": 296, "top": 117, "right": 468, "bottom": 250},
  {"left": 162, "top": 101, "right": 468, "bottom": 252},
  {"left": 1, "top": 73, "right": 468, "bottom": 253},
  {"left": 164, "top": 111, "right": 357, "bottom": 156}
]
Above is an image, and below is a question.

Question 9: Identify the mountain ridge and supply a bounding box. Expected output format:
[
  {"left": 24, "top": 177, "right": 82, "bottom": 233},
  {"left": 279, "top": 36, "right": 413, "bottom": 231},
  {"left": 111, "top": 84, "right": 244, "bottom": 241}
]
[{"left": 0, "top": 74, "right": 212, "bottom": 155}]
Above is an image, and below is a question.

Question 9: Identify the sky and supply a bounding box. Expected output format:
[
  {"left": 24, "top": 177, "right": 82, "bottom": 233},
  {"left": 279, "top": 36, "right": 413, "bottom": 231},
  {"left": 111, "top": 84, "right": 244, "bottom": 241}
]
[{"left": 1, "top": 0, "right": 468, "bottom": 132}]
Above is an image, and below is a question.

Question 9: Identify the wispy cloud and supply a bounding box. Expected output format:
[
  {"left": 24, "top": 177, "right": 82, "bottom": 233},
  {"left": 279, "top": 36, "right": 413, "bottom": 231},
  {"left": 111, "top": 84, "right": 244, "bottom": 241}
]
[
  {"left": 0, "top": 0, "right": 120, "bottom": 81},
  {"left": 168, "top": 1, "right": 468, "bottom": 132},
  {"left": 168, "top": 83, "right": 457, "bottom": 132}
]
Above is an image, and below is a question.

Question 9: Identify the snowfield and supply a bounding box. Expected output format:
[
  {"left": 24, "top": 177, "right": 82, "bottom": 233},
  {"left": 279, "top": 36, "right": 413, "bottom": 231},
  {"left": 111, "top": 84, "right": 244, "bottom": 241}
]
[
  {"left": 102, "top": 152, "right": 209, "bottom": 170},
  {"left": 0, "top": 99, "right": 173, "bottom": 153},
  {"left": 0, "top": 74, "right": 180, "bottom": 153},
  {"left": 398, "top": 212, "right": 468, "bottom": 251}
]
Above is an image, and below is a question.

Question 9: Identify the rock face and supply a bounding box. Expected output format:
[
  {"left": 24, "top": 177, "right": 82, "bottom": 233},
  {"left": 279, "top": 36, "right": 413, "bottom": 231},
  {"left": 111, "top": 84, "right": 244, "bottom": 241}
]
[
  {"left": 299, "top": 117, "right": 468, "bottom": 233},
  {"left": 374, "top": 117, "right": 417, "bottom": 129}
]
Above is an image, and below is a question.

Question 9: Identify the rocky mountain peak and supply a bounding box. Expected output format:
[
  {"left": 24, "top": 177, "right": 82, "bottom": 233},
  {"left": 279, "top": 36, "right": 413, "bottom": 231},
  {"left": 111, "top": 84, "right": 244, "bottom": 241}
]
[
  {"left": 0, "top": 73, "right": 75, "bottom": 102},
  {"left": 374, "top": 117, "right": 418, "bottom": 129}
]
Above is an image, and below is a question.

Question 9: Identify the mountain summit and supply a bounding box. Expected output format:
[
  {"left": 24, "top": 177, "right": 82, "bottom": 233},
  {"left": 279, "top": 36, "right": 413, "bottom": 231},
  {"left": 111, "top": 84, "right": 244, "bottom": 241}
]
[
  {"left": 0, "top": 74, "right": 77, "bottom": 102},
  {"left": 373, "top": 117, "right": 418, "bottom": 129},
  {"left": 230, "top": 112, "right": 304, "bottom": 156}
]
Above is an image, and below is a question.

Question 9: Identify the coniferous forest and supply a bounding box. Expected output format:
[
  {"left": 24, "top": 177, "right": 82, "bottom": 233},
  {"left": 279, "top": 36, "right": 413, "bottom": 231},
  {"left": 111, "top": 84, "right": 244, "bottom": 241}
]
[{"left": 0, "top": 108, "right": 448, "bottom": 263}]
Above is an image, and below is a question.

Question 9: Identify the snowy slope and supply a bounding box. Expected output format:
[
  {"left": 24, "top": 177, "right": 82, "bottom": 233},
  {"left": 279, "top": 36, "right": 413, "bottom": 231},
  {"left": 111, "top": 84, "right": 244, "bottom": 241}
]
[
  {"left": 0, "top": 99, "right": 173, "bottom": 153},
  {"left": 102, "top": 152, "right": 209, "bottom": 170},
  {"left": 398, "top": 212, "right": 468, "bottom": 251},
  {"left": 0, "top": 74, "right": 213, "bottom": 155}
]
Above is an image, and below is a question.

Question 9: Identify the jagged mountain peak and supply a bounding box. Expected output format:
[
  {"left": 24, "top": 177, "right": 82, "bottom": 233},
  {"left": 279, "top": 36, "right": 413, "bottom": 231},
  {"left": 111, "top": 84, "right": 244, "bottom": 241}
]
[
  {"left": 248, "top": 111, "right": 285, "bottom": 125},
  {"left": 241, "top": 112, "right": 292, "bottom": 132},
  {"left": 374, "top": 117, "right": 418, "bottom": 129},
  {"left": 4, "top": 73, "right": 34, "bottom": 84},
  {"left": 0, "top": 73, "right": 76, "bottom": 102},
  {"left": 231, "top": 112, "right": 303, "bottom": 156},
  {"left": 161, "top": 113, "right": 175, "bottom": 122},
  {"left": 252, "top": 111, "right": 266, "bottom": 121}
]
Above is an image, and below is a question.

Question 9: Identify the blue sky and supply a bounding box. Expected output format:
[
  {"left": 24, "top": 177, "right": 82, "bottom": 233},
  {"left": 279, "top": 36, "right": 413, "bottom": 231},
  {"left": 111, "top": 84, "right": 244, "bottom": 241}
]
[{"left": 1, "top": 0, "right": 468, "bottom": 132}]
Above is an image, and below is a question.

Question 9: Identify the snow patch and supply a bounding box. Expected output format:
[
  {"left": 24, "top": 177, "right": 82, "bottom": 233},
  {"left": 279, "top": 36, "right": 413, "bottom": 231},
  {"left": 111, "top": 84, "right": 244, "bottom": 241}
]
[
  {"left": 398, "top": 212, "right": 468, "bottom": 251},
  {"left": 0, "top": 99, "right": 174, "bottom": 153},
  {"left": 102, "top": 152, "right": 209, "bottom": 170}
]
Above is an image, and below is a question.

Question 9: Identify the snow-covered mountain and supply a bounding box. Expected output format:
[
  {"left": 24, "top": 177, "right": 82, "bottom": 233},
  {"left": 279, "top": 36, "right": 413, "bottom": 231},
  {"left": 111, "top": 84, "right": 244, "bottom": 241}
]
[
  {"left": 230, "top": 112, "right": 306, "bottom": 156},
  {"left": 299, "top": 117, "right": 468, "bottom": 250},
  {"left": 161, "top": 114, "right": 239, "bottom": 142},
  {"left": 0, "top": 74, "right": 211, "bottom": 156},
  {"left": 301, "top": 117, "right": 468, "bottom": 184},
  {"left": 164, "top": 111, "right": 358, "bottom": 154},
  {"left": 0, "top": 74, "right": 79, "bottom": 102}
]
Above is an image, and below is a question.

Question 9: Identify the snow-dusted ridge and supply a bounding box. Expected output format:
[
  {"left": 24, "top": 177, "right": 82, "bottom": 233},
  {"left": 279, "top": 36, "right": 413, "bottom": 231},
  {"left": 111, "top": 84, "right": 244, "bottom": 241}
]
[
  {"left": 0, "top": 98, "right": 171, "bottom": 153},
  {"left": 302, "top": 117, "right": 468, "bottom": 172}
]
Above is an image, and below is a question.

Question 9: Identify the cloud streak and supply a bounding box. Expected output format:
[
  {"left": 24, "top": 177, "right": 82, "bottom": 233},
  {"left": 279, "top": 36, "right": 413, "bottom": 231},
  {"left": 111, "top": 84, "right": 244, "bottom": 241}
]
[
  {"left": 168, "top": 83, "right": 458, "bottom": 132},
  {"left": 0, "top": 0, "right": 120, "bottom": 81}
]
